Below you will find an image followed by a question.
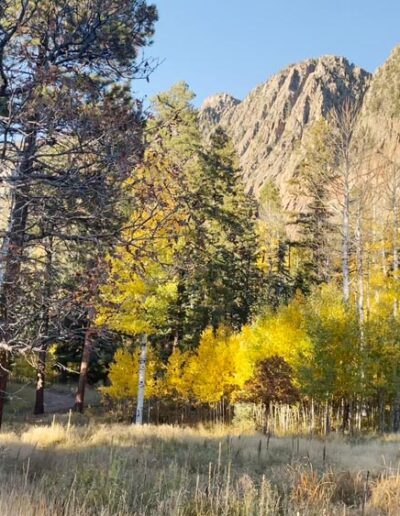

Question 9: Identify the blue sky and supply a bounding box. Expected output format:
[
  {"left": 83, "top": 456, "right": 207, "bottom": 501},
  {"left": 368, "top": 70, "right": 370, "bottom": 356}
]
[{"left": 136, "top": 0, "right": 400, "bottom": 106}]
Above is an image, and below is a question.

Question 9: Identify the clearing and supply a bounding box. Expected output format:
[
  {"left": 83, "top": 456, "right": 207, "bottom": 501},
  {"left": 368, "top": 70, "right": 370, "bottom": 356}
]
[{"left": 0, "top": 420, "right": 399, "bottom": 515}]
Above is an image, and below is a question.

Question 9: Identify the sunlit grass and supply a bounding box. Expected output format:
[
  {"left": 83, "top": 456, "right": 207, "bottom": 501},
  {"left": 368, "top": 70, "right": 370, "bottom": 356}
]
[{"left": 1, "top": 422, "right": 400, "bottom": 514}]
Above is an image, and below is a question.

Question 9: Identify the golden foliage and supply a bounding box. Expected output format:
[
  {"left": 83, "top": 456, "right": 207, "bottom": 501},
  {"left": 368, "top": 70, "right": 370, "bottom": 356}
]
[{"left": 100, "top": 347, "right": 161, "bottom": 400}]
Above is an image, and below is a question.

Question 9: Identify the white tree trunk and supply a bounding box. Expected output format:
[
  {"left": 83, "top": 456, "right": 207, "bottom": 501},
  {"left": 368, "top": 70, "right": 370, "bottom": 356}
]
[
  {"left": 393, "top": 192, "right": 398, "bottom": 317},
  {"left": 355, "top": 210, "right": 365, "bottom": 340},
  {"left": 135, "top": 334, "right": 148, "bottom": 425},
  {"left": 391, "top": 170, "right": 400, "bottom": 431},
  {"left": 342, "top": 183, "right": 351, "bottom": 305}
]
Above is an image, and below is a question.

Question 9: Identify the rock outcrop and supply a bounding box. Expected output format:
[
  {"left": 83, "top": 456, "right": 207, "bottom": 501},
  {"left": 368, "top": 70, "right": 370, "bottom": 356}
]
[{"left": 200, "top": 56, "right": 371, "bottom": 211}]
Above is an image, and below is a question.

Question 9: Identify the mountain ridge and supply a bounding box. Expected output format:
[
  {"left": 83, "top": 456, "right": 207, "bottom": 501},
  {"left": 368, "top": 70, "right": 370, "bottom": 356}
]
[{"left": 200, "top": 54, "right": 372, "bottom": 211}]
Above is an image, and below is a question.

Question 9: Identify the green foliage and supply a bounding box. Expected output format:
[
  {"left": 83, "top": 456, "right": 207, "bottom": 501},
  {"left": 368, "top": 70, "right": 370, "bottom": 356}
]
[
  {"left": 98, "top": 83, "right": 262, "bottom": 348},
  {"left": 260, "top": 179, "right": 282, "bottom": 209},
  {"left": 298, "top": 284, "right": 360, "bottom": 401},
  {"left": 292, "top": 119, "right": 336, "bottom": 287},
  {"left": 258, "top": 180, "right": 294, "bottom": 308},
  {"left": 4, "top": 0, "right": 400, "bottom": 436},
  {"left": 0, "top": 0, "right": 159, "bottom": 411},
  {"left": 173, "top": 125, "right": 262, "bottom": 346}
]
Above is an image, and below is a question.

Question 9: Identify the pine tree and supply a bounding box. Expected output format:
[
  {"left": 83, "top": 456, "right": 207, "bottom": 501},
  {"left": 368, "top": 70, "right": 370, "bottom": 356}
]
[
  {"left": 174, "top": 127, "right": 262, "bottom": 346},
  {"left": 143, "top": 83, "right": 262, "bottom": 348},
  {"left": 0, "top": 0, "right": 158, "bottom": 427},
  {"left": 292, "top": 120, "right": 336, "bottom": 288}
]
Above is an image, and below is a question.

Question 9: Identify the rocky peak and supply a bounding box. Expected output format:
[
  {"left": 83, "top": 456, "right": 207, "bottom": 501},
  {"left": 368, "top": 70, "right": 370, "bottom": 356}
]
[
  {"left": 200, "top": 55, "right": 371, "bottom": 210},
  {"left": 200, "top": 93, "right": 240, "bottom": 127}
]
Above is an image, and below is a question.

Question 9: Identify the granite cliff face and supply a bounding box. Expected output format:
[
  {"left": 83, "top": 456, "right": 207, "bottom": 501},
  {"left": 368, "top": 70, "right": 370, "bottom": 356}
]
[{"left": 200, "top": 56, "right": 371, "bottom": 210}]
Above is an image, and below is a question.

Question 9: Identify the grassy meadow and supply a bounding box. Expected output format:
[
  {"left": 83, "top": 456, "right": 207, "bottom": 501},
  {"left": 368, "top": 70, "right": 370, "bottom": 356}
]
[{"left": 1, "top": 418, "right": 400, "bottom": 515}]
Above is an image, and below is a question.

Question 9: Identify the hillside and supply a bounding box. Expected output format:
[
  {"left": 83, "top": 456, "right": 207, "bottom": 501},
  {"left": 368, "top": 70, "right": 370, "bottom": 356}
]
[
  {"left": 200, "top": 56, "right": 371, "bottom": 211},
  {"left": 357, "top": 45, "right": 400, "bottom": 168}
]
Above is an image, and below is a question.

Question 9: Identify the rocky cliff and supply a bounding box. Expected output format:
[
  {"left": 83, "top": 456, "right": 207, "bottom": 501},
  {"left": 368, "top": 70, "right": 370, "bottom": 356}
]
[{"left": 200, "top": 56, "right": 371, "bottom": 211}]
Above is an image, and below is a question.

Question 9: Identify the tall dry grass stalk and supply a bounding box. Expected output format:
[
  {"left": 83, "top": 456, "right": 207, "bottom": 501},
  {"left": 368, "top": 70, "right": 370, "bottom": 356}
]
[{"left": 1, "top": 421, "right": 400, "bottom": 514}]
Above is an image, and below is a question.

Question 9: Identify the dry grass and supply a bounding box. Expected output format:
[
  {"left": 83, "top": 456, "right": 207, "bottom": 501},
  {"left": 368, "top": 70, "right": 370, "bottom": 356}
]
[
  {"left": 370, "top": 474, "right": 400, "bottom": 515},
  {"left": 1, "top": 421, "right": 400, "bottom": 514}
]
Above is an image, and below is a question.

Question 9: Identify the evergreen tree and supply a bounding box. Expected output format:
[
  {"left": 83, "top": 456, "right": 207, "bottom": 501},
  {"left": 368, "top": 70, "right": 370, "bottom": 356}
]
[
  {"left": 0, "top": 0, "right": 158, "bottom": 426},
  {"left": 98, "top": 84, "right": 262, "bottom": 352},
  {"left": 174, "top": 127, "right": 262, "bottom": 346},
  {"left": 292, "top": 120, "right": 336, "bottom": 288}
]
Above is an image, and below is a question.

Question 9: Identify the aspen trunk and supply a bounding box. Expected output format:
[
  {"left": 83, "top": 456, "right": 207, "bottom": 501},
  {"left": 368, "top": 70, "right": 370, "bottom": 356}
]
[
  {"left": 391, "top": 170, "right": 400, "bottom": 428},
  {"left": 135, "top": 334, "right": 148, "bottom": 425},
  {"left": 74, "top": 327, "right": 95, "bottom": 413},
  {"left": 310, "top": 398, "right": 315, "bottom": 434},
  {"left": 393, "top": 184, "right": 398, "bottom": 317},
  {"left": 356, "top": 212, "right": 365, "bottom": 337},
  {"left": 342, "top": 183, "right": 351, "bottom": 305},
  {"left": 355, "top": 205, "right": 367, "bottom": 428}
]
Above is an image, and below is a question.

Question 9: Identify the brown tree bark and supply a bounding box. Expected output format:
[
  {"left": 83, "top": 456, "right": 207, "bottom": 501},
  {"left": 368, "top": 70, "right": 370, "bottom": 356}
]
[
  {"left": 342, "top": 399, "right": 350, "bottom": 434},
  {"left": 392, "top": 400, "right": 400, "bottom": 433},
  {"left": 0, "top": 129, "right": 37, "bottom": 429},
  {"left": 0, "top": 353, "right": 10, "bottom": 426},
  {"left": 378, "top": 391, "right": 385, "bottom": 434},
  {"left": 33, "top": 239, "right": 53, "bottom": 415}
]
